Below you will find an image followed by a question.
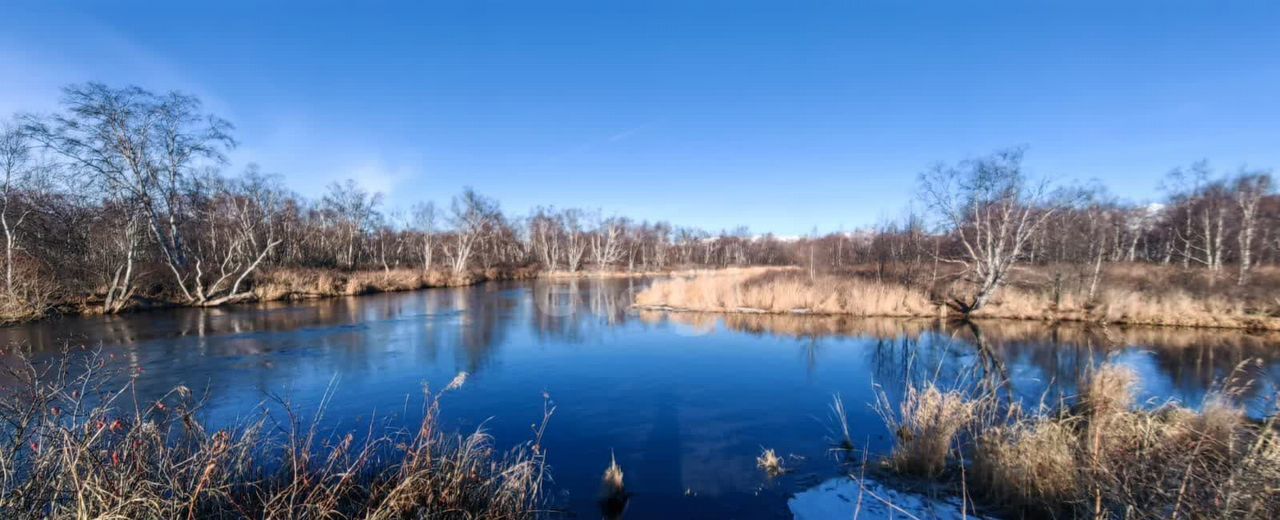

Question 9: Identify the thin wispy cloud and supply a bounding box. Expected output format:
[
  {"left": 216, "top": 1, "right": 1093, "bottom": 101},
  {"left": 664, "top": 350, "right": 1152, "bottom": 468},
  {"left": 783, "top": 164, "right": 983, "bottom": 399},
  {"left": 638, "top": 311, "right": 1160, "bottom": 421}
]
[
  {"left": 607, "top": 124, "right": 647, "bottom": 143},
  {"left": 0, "top": 10, "right": 225, "bottom": 117}
]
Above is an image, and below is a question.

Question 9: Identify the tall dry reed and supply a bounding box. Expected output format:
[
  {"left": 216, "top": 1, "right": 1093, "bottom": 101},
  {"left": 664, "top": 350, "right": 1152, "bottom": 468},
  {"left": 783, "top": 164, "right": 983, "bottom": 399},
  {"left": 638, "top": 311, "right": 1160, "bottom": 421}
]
[
  {"left": 875, "top": 383, "right": 976, "bottom": 478},
  {"left": 876, "top": 362, "right": 1280, "bottom": 519},
  {"left": 635, "top": 268, "right": 938, "bottom": 317},
  {"left": 0, "top": 347, "right": 553, "bottom": 520},
  {"left": 635, "top": 266, "right": 1280, "bottom": 330}
]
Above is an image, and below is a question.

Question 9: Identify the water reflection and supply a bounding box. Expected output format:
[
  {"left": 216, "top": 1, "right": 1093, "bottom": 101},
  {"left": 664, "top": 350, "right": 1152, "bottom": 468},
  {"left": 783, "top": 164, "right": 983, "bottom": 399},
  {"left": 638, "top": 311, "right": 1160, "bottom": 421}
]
[
  {"left": 643, "top": 311, "right": 1280, "bottom": 416},
  {"left": 531, "top": 279, "right": 640, "bottom": 344},
  {"left": 0, "top": 279, "right": 1277, "bottom": 518}
]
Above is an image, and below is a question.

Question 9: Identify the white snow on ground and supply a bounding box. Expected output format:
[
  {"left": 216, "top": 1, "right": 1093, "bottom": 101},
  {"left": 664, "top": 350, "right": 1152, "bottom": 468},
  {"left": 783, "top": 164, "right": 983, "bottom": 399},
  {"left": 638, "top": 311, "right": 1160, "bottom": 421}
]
[{"left": 789, "top": 476, "right": 991, "bottom": 520}]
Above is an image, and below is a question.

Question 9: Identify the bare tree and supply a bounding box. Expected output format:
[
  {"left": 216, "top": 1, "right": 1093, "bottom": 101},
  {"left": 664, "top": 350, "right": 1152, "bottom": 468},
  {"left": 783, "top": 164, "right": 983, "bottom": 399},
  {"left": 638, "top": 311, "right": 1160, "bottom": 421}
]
[
  {"left": 0, "top": 123, "right": 34, "bottom": 299},
  {"left": 1234, "top": 170, "right": 1273, "bottom": 284},
  {"left": 186, "top": 165, "right": 286, "bottom": 305},
  {"left": 372, "top": 210, "right": 406, "bottom": 273},
  {"left": 13, "top": 81, "right": 1280, "bottom": 320},
  {"left": 563, "top": 208, "right": 587, "bottom": 273},
  {"left": 589, "top": 213, "right": 625, "bottom": 271},
  {"left": 412, "top": 201, "right": 438, "bottom": 272},
  {"left": 24, "top": 83, "right": 238, "bottom": 305},
  {"left": 444, "top": 188, "right": 500, "bottom": 276},
  {"left": 99, "top": 207, "right": 142, "bottom": 313},
  {"left": 1163, "top": 162, "right": 1231, "bottom": 271},
  {"left": 919, "top": 148, "right": 1064, "bottom": 314},
  {"left": 529, "top": 207, "right": 562, "bottom": 271},
  {"left": 321, "top": 179, "right": 382, "bottom": 269}
]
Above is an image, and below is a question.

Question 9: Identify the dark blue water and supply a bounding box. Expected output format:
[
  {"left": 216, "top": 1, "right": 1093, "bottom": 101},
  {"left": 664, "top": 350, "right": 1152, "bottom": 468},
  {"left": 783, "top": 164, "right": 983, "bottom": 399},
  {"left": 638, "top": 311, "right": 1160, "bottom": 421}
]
[{"left": 2, "top": 279, "right": 1277, "bottom": 518}]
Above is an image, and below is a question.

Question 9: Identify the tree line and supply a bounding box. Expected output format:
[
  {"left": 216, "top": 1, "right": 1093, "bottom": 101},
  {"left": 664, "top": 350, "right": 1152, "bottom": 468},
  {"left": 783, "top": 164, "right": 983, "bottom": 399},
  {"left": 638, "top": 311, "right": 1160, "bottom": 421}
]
[
  {"left": 0, "top": 84, "right": 799, "bottom": 319},
  {"left": 1, "top": 83, "right": 1277, "bottom": 319},
  {"left": 813, "top": 148, "right": 1277, "bottom": 313}
]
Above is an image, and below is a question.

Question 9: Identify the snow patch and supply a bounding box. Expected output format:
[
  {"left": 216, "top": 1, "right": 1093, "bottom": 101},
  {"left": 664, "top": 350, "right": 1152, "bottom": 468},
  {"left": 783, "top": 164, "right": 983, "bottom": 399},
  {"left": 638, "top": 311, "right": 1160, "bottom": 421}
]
[{"left": 789, "top": 476, "right": 990, "bottom": 520}]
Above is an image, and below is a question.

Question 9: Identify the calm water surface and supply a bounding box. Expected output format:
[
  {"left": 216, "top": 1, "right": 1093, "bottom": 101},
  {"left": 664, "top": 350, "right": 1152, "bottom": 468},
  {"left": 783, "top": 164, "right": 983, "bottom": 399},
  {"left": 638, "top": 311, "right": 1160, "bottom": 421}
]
[{"left": 3, "top": 279, "right": 1279, "bottom": 518}]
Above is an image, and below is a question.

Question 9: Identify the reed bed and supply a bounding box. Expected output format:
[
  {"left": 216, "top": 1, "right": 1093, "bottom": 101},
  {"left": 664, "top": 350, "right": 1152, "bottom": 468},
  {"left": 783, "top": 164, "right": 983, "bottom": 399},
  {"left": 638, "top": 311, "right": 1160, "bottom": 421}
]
[
  {"left": 253, "top": 268, "right": 481, "bottom": 300},
  {"left": 876, "top": 383, "right": 978, "bottom": 478},
  {"left": 649, "top": 310, "right": 1280, "bottom": 353},
  {"left": 635, "top": 266, "right": 1280, "bottom": 330},
  {"left": 0, "top": 348, "right": 552, "bottom": 520},
  {"left": 872, "top": 363, "right": 1280, "bottom": 519},
  {"left": 634, "top": 267, "right": 939, "bottom": 317}
]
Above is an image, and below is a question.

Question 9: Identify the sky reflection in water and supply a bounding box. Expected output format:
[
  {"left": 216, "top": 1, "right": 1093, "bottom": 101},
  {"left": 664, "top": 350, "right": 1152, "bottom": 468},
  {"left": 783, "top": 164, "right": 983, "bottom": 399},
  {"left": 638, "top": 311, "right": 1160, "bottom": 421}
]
[{"left": 2, "top": 279, "right": 1277, "bottom": 518}]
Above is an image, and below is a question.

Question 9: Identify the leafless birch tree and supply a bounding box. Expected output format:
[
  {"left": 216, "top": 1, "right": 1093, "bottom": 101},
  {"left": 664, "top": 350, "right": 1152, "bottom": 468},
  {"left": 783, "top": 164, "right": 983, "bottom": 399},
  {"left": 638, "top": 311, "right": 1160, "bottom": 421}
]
[
  {"left": 589, "top": 214, "right": 625, "bottom": 271},
  {"left": 529, "top": 207, "right": 562, "bottom": 272},
  {"left": 23, "top": 84, "right": 238, "bottom": 307},
  {"left": 0, "top": 124, "right": 34, "bottom": 299},
  {"left": 920, "top": 148, "right": 1064, "bottom": 314},
  {"left": 412, "top": 201, "right": 438, "bottom": 272},
  {"left": 444, "top": 188, "right": 500, "bottom": 276},
  {"left": 1234, "top": 170, "right": 1272, "bottom": 284},
  {"left": 321, "top": 179, "right": 382, "bottom": 269},
  {"left": 563, "top": 209, "right": 587, "bottom": 272}
]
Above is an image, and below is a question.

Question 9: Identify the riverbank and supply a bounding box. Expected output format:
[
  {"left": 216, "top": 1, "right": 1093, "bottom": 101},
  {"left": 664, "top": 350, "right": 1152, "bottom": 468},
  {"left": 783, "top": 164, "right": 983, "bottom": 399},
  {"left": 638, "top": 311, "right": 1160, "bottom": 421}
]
[
  {"left": 6, "top": 266, "right": 681, "bottom": 326},
  {"left": 250, "top": 266, "right": 539, "bottom": 300},
  {"left": 537, "top": 267, "right": 737, "bottom": 279},
  {"left": 632, "top": 265, "right": 1280, "bottom": 331}
]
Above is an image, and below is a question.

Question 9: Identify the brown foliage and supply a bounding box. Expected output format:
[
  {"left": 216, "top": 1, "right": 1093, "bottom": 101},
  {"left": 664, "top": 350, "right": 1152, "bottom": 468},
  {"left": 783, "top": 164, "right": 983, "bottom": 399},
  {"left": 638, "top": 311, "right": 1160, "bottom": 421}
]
[
  {"left": 879, "top": 363, "right": 1280, "bottom": 519},
  {"left": 634, "top": 265, "right": 1280, "bottom": 330},
  {"left": 0, "top": 349, "right": 552, "bottom": 519}
]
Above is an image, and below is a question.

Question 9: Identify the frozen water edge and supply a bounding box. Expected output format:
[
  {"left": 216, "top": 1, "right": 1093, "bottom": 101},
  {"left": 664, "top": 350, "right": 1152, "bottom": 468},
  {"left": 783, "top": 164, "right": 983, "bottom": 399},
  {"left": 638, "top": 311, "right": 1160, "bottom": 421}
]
[{"left": 789, "top": 476, "right": 991, "bottom": 520}]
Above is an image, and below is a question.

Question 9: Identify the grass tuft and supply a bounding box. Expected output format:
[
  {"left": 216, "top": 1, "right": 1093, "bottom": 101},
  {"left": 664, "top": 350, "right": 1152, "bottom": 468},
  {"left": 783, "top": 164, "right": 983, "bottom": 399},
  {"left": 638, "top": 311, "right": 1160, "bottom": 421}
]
[
  {"left": 598, "top": 452, "right": 629, "bottom": 519},
  {"left": 756, "top": 448, "right": 785, "bottom": 477},
  {"left": 0, "top": 348, "right": 552, "bottom": 520},
  {"left": 876, "top": 362, "right": 1280, "bottom": 519},
  {"left": 877, "top": 383, "right": 976, "bottom": 478}
]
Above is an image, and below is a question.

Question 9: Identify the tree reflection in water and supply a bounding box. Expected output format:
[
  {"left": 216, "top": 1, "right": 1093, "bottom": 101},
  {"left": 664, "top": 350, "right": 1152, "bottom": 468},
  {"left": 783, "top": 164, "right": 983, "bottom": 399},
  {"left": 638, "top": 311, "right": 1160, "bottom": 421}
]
[
  {"left": 647, "top": 311, "right": 1280, "bottom": 417},
  {"left": 0, "top": 279, "right": 1277, "bottom": 518}
]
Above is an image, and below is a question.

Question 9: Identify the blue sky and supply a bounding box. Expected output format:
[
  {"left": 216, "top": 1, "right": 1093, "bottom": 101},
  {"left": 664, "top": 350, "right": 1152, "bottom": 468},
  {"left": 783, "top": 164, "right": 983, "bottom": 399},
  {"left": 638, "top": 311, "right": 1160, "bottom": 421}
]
[{"left": 3, "top": 1, "right": 1279, "bottom": 235}]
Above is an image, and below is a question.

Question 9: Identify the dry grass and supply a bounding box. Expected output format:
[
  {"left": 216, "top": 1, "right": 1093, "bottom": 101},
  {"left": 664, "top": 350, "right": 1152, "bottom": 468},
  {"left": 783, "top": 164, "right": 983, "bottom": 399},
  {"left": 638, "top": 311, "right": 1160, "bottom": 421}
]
[
  {"left": 963, "top": 262, "right": 1280, "bottom": 329},
  {"left": 634, "top": 267, "right": 939, "bottom": 317},
  {"left": 972, "top": 420, "right": 1080, "bottom": 512},
  {"left": 1079, "top": 363, "right": 1137, "bottom": 419},
  {"left": 875, "top": 383, "right": 977, "bottom": 478},
  {"left": 600, "top": 454, "right": 624, "bottom": 496},
  {"left": 971, "top": 284, "right": 1278, "bottom": 329},
  {"left": 253, "top": 268, "right": 455, "bottom": 300},
  {"left": 877, "top": 363, "right": 1280, "bottom": 519},
  {"left": 828, "top": 394, "right": 856, "bottom": 454},
  {"left": 0, "top": 348, "right": 552, "bottom": 520},
  {"left": 756, "top": 448, "right": 785, "bottom": 477},
  {"left": 598, "top": 453, "right": 628, "bottom": 519},
  {"left": 635, "top": 265, "right": 1280, "bottom": 330},
  {"left": 0, "top": 297, "right": 47, "bottom": 325},
  {"left": 537, "top": 267, "right": 722, "bottom": 280},
  {"left": 252, "top": 266, "right": 543, "bottom": 302},
  {"left": 0, "top": 261, "right": 58, "bottom": 324}
]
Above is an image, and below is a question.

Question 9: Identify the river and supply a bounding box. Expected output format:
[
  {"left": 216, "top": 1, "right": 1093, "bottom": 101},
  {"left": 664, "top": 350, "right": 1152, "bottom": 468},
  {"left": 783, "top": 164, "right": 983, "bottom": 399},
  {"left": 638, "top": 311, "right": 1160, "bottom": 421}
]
[{"left": 1, "top": 278, "right": 1277, "bottom": 518}]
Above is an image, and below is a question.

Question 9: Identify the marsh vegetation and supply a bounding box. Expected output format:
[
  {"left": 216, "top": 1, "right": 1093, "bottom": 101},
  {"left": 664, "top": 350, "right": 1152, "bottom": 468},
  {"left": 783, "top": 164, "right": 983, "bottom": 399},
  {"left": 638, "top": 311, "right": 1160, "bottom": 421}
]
[
  {"left": 1, "top": 280, "right": 1278, "bottom": 518},
  {"left": 860, "top": 363, "right": 1280, "bottom": 519},
  {"left": 0, "top": 349, "right": 552, "bottom": 519},
  {"left": 635, "top": 148, "right": 1280, "bottom": 330},
  {"left": 3, "top": 81, "right": 1280, "bottom": 519},
  {"left": 635, "top": 263, "right": 1280, "bottom": 329}
]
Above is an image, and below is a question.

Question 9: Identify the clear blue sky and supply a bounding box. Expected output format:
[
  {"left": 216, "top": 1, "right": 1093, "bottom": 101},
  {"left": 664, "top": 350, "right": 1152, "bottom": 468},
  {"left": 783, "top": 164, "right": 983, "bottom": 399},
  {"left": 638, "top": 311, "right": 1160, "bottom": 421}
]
[{"left": 3, "top": 1, "right": 1278, "bottom": 235}]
